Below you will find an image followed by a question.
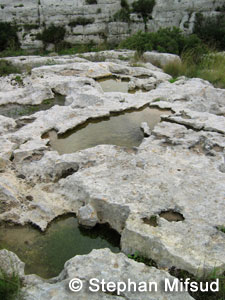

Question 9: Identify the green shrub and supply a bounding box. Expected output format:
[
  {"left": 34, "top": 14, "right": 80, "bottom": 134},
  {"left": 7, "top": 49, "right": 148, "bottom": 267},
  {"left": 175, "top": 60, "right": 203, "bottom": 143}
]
[
  {"left": 69, "top": 17, "right": 94, "bottom": 27},
  {"left": 37, "top": 24, "right": 66, "bottom": 45},
  {"left": 119, "top": 27, "right": 203, "bottom": 55},
  {"left": 13, "top": 75, "right": 23, "bottom": 85},
  {"left": 0, "top": 49, "right": 27, "bottom": 58},
  {"left": 113, "top": 0, "right": 130, "bottom": 22},
  {"left": 217, "top": 226, "right": 225, "bottom": 233},
  {"left": 0, "top": 60, "right": 21, "bottom": 76},
  {"left": 114, "top": 8, "right": 130, "bottom": 22},
  {"left": 194, "top": 13, "right": 225, "bottom": 50},
  {"left": 215, "top": 4, "right": 225, "bottom": 12},
  {"left": 0, "top": 22, "right": 19, "bottom": 52},
  {"left": 121, "top": 0, "right": 129, "bottom": 10},
  {"left": 132, "top": 0, "right": 155, "bottom": 27}
]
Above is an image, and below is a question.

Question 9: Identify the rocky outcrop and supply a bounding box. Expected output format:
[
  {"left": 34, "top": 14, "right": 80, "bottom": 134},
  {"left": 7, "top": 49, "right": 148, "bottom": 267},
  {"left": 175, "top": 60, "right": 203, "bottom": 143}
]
[
  {"left": 0, "top": 248, "right": 194, "bottom": 300},
  {"left": 0, "top": 0, "right": 224, "bottom": 49},
  {"left": 0, "top": 51, "right": 224, "bottom": 284}
]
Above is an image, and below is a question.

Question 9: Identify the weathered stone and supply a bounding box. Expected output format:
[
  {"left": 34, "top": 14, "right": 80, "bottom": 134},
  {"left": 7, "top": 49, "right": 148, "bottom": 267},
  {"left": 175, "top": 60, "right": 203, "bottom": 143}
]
[
  {"left": 0, "top": 0, "right": 223, "bottom": 49},
  {"left": 0, "top": 115, "right": 16, "bottom": 135},
  {"left": 21, "top": 249, "right": 194, "bottom": 300},
  {"left": 0, "top": 50, "right": 224, "bottom": 283},
  {"left": 141, "top": 122, "right": 151, "bottom": 137},
  {"left": 143, "top": 52, "right": 181, "bottom": 68},
  {"left": 78, "top": 204, "right": 98, "bottom": 228},
  {"left": 0, "top": 249, "right": 25, "bottom": 278}
]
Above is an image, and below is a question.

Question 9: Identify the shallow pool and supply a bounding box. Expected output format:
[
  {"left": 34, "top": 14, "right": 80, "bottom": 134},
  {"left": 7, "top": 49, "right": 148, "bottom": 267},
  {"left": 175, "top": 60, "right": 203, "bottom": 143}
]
[
  {"left": 0, "top": 94, "right": 65, "bottom": 119},
  {"left": 0, "top": 215, "right": 120, "bottom": 278},
  {"left": 98, "top": 78, "right": 130, "bottom": 93},
  {"left": 45, "top": 107, "right": 171, "bottom": 154}
]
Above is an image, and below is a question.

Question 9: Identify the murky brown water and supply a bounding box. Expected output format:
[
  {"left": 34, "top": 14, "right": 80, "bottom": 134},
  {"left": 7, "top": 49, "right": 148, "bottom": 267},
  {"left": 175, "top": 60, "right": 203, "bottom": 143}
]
[
  {"left": 0, "top": 216, "right": 120, "bottom": 279},
  {"left": 45, "top": 107, "right": 171, "bottom": 154}
]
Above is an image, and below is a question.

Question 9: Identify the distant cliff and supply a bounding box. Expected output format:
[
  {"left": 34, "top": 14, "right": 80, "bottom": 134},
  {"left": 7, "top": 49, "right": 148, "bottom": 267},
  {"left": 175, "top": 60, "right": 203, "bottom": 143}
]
[{"left": 0, "top": 0, "right": 224, "bottom": 50}]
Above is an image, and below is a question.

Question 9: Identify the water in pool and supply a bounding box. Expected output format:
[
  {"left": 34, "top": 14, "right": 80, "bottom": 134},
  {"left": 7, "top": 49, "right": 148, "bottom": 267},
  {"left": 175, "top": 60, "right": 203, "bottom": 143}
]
[
  {"left": 98, "top": 78, "right": 130, "bottom": 93},
  {"left": 0, "top": 94, "right": 65, "bottom": 119},
  {"left": 45, "top": 107, "right": 171, "bottom": 154},
  {"left": 0, "top": 216, "right": 120, "bottom": 278}
]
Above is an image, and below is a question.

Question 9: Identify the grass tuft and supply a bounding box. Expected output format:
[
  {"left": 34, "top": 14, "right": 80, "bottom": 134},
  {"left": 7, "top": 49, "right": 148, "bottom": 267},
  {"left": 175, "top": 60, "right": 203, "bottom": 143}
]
[
  {"left": 163, "top": 51, "right": 225, "bottom": 88},
  {"left": 0, "top": 268, "right": 21, "bottom": 300},
  {"left": 127, "top": 252, "right": 158, "bottom": 267}
]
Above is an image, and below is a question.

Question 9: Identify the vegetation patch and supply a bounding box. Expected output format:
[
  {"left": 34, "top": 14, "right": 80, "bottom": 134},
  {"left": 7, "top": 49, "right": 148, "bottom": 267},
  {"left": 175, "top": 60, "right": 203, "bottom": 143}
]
[
  {"left": 86, "top": 0, "right": 97, "bottom": 4},
  {"left": 217, "top": 226, "right": 225, "bottom": 234},
  {"left": 36, "top": 24, "right": 66, "bottom": 49},
  {"left": 169, "top": 77, "right": 179, "bottom": 83},
  {"left": 114, "top": 0, "right": 130, "bottom": 22},
  {"left": 0, "top": 60, "right": 21, "bottom": 76},
  {"left": 215, "top": 4, "right": 225, "bottom": 12},
  {"left": 152, "top": 98, "right": 161, "bottom": 102},
  {"left": 194, "top": 13, "right": 225, "bottom": 50},
  {"left": 23, "top": 24, "right": 39, "bottom": 31},
  {"left": 0, "top": 268, "right": 21, "bottom": 300},
  {"left": 69, "top": 17, "right": 94, "bottom": 27},
  {"left": 163, "top": 51, "right": 225, "bottom": 88},
  {"left": 132, "top": 0, "right": 155, "bottom": 29},
  {"left": 142, "top": 215, "right": 158, "bottom": 227},
  {"left": 0, "top": 49, "right": 29, "bottom": 57},
  {"left": 57, "top": 41, "right": 113, "bottom": 55},
  {"left": 14, "top": 4, "right": 24, "bottom": 8},
  {"left": 12, "top": 75, "right": 23, "bottom": 86},
  {"left": 114, "top": 8, "right": 130, "bottom": 22},
  {"left": 0, "top": 22, "right": 19, "bottom": 52},
  {"left": 127, "top": 252, "right": 158, "bottom": 268},
  {"left": 119, "top": 27, "right": 203, "bottom": 55}
]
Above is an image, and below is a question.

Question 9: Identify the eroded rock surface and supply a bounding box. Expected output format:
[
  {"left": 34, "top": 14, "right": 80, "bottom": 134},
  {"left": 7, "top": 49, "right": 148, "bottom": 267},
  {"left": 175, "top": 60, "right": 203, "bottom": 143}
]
[
  {"left": 0, "top": 51, "right": 224, "bottom": 287},
  {"left": 0, "top": 248, "right": 194, "bottom": 300},
  {"left": 0, "top": 0, "right": 224, "bottom": 49}
]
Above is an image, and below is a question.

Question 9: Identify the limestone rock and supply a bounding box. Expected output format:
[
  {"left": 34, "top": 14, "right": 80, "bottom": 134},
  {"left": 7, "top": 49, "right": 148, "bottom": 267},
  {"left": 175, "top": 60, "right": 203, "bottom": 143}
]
[
  {"left": 0, "top": 115, "right": 16, "bottom": 135},
  {"left": 78, "top": 204, "right": 98, "bottom": 228},
  {"left": 0, "top": 249, "right": 25, "bottom": 278},
  {"left": 22, "top": 249, "right": 194, "bottom": 300},
  {"left": 0, "top": 0, "right": 223, "bottom": 49},
  {"left": 141, "top": 122, "right": 151, "bottom": 137},
  {"left": 0, "top": 51, "right": 224, "bottom": 280},
  {"left": 143, "top": 52, "right": 181, "bottom": 68}
]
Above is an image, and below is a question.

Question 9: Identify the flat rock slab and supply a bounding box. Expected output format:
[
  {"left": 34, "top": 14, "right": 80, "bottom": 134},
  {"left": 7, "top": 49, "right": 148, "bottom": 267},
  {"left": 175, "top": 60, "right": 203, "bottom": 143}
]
[{"left": 21, "top": 249, "right": 194, "bottom": 300}]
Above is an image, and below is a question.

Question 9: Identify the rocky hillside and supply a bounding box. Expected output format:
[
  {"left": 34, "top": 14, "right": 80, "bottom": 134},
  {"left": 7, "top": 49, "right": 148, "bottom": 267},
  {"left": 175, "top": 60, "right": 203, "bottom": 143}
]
[
  {"left": 0, "top": 50, "right": 225, "bottom": 299},
  {"left": 0, "top": 0, "right": 224, "bottom": 50}
]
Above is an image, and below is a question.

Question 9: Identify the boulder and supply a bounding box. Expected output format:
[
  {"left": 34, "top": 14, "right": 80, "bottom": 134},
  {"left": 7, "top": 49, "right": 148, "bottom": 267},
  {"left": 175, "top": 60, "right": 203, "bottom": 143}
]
[{"left": 143, "top": 52, "right": 181, "bottom": 68}]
